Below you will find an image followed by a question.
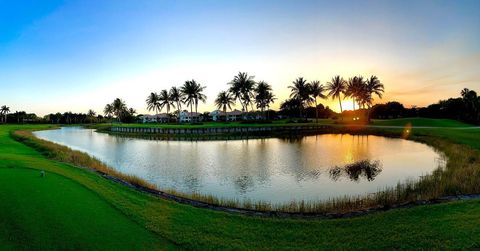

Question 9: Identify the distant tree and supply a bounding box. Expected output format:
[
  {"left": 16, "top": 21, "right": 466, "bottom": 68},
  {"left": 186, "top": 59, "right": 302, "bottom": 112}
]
[
  {"left": 146, "top": 92, "right": 160, "bottom": 114},
  {"left": 327, "top": 76, "right": 347, "bottom": 119},
  {"left": 192, "top": 81, "right": 207, "bottom": 116},
  {"left": 280, "top": 98, "right": 302, "bottom": 118},
  {"left": 1, "top": 105, "right": 10, "bottom": 123},
  {"left": 170, "top": 87, "right": 183, "bottom": 122},
  {"left": 255, "top": 81, "right": 276, "bottom": 119},
  {"left": 215, "top": 91, "right": 235, "bottom": 121},
  {"left": 228, "top": 72, "right": 256, "bottom": 113},
  {"left": 104, "top": 104, "right": 114, "bottom": 119},
  {"left": 112, "top": 98, "right": 127, "bottom": 122},
  {"left": 288, "top": 77, "right": 312, "bottom": 119},
  {"left": 87, "top": 109, "right": 96, "bottom": 123},
  {"left": 158, "top": 89, "right": 175, "bottom": 115},
  {"left": 181, "top": 80, "right": 206, "bottom": 122},
  {"left": 344, "top": 76, "right": 365, "bottom": 111},
  {"left": 309, "top": 80, "right": 326, "bottom": 122}
]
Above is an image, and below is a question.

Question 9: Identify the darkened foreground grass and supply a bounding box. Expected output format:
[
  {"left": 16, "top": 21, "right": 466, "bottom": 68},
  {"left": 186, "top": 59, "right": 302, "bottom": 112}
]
[
  {"left": 15, "top": 120, "right": 480, "bottom": 214},
  {"left": 3, "top": 120, "right": 480, "bottom": 250}
]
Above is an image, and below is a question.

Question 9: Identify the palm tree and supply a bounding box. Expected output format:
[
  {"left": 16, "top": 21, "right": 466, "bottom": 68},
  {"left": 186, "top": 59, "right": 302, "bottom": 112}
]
[
  {"left": 103, "top": 104, "right": 114, "bottom": 123},
  {"left": 112, "top": 98, "right": 127, "bottom": 122},
  {"left": 1, "top": 105, "right": 10, "bottom": 123},
  {"left": 365, "top": 75, "right": 385, "bottom": 105},
  {"left": 146, "top": 92, "right": 160, "bottom": 114},
  {"left": 362, "top": 75, "right": 385, "bottom": 121},
  {"left": 255, "top": 81, "right": 276, "bottom": 119},
  {"left": 228, "top": 72, "right": 256, "bottom": 113},
  {"left": 309, "top": 80, "right": 326, "bottom": 122},
  {"left": 326, "top": 75, "right": 347, "bottom": 114},
  {"left": 192, "top": 80, "right": 207, "bottom": 117},
  {"left": 181, "top": 80, "right": 197, "bottom": 122},
  {"left": 345, "top": 76, "right": 364, "bottom": 111},
  {"left": 288, "top": 77, "right": 312, "bottom": 119},
  {"left": 170, "top": 87, "right": 183, "bottom": 122},
  {"left": 87, "top": 109, "right": 96, "bottom": 123},
  {"left": 158, "top": 89, "right": 175, "bottom": 115},
  {"left": 215, "top": 91, "right": 235, "bottom": 121},
  {"left": 265, "top": 91, "right": 276, "bottom": 120}
]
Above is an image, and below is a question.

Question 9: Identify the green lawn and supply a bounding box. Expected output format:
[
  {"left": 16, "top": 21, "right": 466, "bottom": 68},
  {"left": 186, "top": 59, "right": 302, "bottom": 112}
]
[
  {"left": 371, "top": 118, "right": 473, "bottom": 127},
  {"left": 0, "top": 168, "right": 175, "bottom": 250},
  {"left": 2, "top": 120, "right": 480, "bottom": 250}
]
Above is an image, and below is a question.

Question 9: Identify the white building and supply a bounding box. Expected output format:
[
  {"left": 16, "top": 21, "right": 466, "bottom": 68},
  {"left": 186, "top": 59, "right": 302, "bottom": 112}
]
[
  {"left": 209, "top": 109, "right": 243, "bottom": 121},
  {"left": 179, "top": 110, "right": 202, "bottom": 123},
  {"left": 139, "top": 113, "right": 170, "bottom": 123}
]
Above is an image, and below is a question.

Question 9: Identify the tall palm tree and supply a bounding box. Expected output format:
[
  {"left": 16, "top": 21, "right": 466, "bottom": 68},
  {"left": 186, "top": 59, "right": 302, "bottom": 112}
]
[
  {"left": 112, "top": 98, "right": 127, "bottom": 122},
  {"left": 192, "top": 80, "right": 207, "bottom": 116},
  {"left": 158, "top": 89, "right": 175, "bottom": 115},
  {"left": 228, "top": 72, "right": 256, "bottom": 113},
  {"left": 215, "top": 91, "right": 235, "bottom": 121},
  {"left": 326, "top": 75, "right": 347, "bottom": 113},
  {"left": 365, "top": 75, "right": 385, "bottom": 105},
  {"left": 181, "top": 80, "right": 197, "bottom": 122},
  {"left": 170, "top": 87, "right": 183, "bottom": 122},
  {"left": 265, "top": 91, "right": 276, "bottom": 120},
  {"left": 288, "top": 77, "right": 312, "bottom": 119},
  {"left": 309, "top": 80, "right": 326, "bottom": 122},
  {"left": 1, "top": 105, "right": 10, "bottom": 123},
  {"left": 255, "top": 81, "right": 275, "bottom": 119},
  {"left": 103, "top": 104, "right": 114, "bottom": 122},
  {"left": 345, "top": 76, "right": 364, "bottom": 111},
  {"left": 146, "top": 92, "right": 160, "bottom": 114},
  {"left": 363, "top": 75, "right": 385, "bottom": 121}
]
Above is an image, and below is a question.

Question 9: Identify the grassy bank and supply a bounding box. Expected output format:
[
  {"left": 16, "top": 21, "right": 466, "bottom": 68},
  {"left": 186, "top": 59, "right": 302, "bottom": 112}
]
[{"left": 2, "top": 120, "right": 480, "bottom": 249}]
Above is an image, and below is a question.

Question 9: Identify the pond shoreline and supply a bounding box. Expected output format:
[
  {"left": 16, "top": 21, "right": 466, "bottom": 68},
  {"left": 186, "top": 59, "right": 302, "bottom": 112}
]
[
  {"left": 13, "top": 126, "right": 480, "bottom": 217},
  {"left": 101, "top": 168, "right": 480, "bottom": 219}
]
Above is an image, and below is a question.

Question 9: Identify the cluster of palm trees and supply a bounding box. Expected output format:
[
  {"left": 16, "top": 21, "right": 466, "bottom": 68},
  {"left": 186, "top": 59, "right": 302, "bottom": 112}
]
[
  {"left": 104, "top": 98, "right": 136, "bottom": 122},
  {"left": 285, "top": 75, "right": 384, "bottom": 121},
  {"left": 1, "top": 105, "right": 10, "bottom": 123},
  {"left": 214, "top": 72, "right": 276, "bottom": 120},
  {"left": 141, "top": 72, "right": 384, "bottom": 123},
  {"left": 146, "top": 80, "right": 206, "bottom": 122}
]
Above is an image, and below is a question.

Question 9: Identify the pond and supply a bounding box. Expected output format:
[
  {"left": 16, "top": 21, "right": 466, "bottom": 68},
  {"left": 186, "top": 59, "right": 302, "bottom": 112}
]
[{"left": 34, "top": 127, "right": 444, "bottom": 205}]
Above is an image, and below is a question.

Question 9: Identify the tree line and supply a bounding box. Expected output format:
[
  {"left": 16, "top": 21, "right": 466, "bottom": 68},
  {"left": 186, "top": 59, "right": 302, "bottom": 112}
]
[
  {"left": 142, "top": 72, "right": 384, "bottom": 122},
  {"left": 370, "top": 88, "right": 480, "bottom": 124}
]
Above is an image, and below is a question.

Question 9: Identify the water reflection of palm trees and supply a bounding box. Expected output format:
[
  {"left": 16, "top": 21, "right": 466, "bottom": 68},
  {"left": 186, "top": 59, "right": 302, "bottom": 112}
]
[{"left": 329, "top": 160, "right": 382, "bottom": 182}]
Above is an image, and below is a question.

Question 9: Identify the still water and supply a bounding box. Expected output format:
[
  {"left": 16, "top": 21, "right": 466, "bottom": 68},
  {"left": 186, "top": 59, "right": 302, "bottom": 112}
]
[{"left": 34, "top": 127, "right": 443, "bottom": 204}]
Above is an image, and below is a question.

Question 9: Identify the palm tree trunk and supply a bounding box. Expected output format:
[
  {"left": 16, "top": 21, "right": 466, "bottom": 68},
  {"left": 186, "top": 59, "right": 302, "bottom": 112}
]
[
  {"left": 177, "top": 103, "right": 181, "bottom": 123},
  {"left": 315, "top": 99, "right": 318, "bottom": 123},
  {"left": 190, "top": 103, "right": 193, "bottom": 123},
  {"left": 224, "top": 107, "right": 227, "bottom": 122},
  {"left": 353, "top": 99, "right": 356, "bottom": 111},
  {"left": 195, "top": 101, "right": 198, "bottom": 122},
  {"left": 338, "top": 96, "right": 343, "bottom": 121}
]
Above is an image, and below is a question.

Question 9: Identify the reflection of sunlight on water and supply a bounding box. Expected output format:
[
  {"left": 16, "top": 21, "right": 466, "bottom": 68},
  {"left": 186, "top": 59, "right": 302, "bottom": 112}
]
[{"left": 34, "top": 128, "right": 443, "bottom": 204}]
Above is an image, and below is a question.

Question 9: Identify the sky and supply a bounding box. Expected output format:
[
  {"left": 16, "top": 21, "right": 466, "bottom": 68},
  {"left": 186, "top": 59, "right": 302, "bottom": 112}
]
[{"left": 0, "top": 0, "right": 479, "bottom": 116}]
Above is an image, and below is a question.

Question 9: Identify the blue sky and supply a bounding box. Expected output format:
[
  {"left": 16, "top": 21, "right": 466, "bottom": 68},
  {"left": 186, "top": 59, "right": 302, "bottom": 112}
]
[{"left": 0, "top": 0, "right": 479, "bottom": 115}]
